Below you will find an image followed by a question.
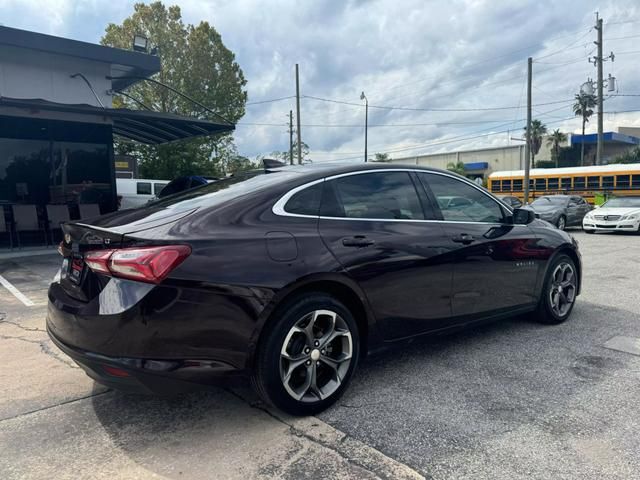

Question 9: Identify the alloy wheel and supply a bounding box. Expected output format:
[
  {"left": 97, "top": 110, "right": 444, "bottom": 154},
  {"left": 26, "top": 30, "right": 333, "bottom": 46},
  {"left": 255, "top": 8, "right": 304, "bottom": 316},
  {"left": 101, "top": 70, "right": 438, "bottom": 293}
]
[
  {"left": 557, "top": 216, "right": 566, "bottom": 230},
  {"left": 548, "top": 262, "right": 577, "bottom": 317},
  {"left": 280, "top": 309, "right": 353, "bottom": 403}
]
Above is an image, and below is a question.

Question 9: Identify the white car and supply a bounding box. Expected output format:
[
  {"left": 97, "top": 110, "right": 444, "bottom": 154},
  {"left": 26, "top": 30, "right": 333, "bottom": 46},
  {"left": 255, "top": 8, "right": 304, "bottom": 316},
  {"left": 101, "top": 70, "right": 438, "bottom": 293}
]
[
  {"left": 583, "top": 196, "right": 640, "bottom": 233},
  {"left": 116, "top": 178, "right": 170, "bottom": 209}
]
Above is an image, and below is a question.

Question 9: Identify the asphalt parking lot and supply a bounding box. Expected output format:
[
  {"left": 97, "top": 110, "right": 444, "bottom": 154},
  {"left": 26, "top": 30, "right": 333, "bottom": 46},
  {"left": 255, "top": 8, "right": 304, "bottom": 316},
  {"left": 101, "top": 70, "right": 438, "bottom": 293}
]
[{"left": 1, "top": 231, "right": 638, "bottom": 480}]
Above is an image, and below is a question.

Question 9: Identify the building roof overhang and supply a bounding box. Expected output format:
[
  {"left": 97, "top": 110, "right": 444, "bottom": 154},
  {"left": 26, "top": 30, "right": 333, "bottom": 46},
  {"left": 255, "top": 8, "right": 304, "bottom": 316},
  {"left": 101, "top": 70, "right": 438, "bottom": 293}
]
[
  {"left": 570, "top": 132, "right": 640, "bottom": 146},
  {"left": 0, "top": 97, "right": 234, "bottom": 145},
  {"left": 0, "top": 26, "right": 161, "bottom": 90}
]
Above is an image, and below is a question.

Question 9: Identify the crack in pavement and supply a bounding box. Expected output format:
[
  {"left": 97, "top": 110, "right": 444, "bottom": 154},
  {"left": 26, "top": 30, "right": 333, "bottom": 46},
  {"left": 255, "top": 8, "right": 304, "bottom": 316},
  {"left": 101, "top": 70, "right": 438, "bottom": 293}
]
[
  {"left": 0, "top": 333, "right": 79, "bottom": 369},
  {"left": 0, "top": 390, "right": 112, "bottom": 424},
  {"left": 225, "top": 388, "right": 425, "bottom": 480},
  {"left": 0, "top": 312, "right": 46, "bottom": 333}
]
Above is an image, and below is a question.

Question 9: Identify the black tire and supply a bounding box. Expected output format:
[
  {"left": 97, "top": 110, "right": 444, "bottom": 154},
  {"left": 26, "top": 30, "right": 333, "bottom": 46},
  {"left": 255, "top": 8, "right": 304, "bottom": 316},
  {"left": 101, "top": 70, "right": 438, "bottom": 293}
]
[
  {"left": 532, "top": 254, "right": 578, "bottom": 325},
  {"left": 251, "top": 293, "right": 360, "bottom": 416},
  {"left": 584, "top": 228, "right": 595, "bottom": 234},
  {"left": 556, "top": 215, "right": 567, "bottom": 230}
]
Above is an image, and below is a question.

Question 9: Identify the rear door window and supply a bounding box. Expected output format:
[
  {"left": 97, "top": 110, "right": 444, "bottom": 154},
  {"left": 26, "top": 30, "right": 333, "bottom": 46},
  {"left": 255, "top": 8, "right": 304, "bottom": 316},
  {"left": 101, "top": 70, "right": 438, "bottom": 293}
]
[{"left": 322, "top": 172, "right": 424, "bottom": 220}]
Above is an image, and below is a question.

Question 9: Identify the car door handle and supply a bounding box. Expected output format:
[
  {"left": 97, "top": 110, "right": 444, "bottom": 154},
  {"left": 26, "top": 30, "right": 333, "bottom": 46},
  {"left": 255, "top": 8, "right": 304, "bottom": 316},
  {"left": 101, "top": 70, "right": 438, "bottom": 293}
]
[
  {"left": 451, "top": 233, "right": 476, "bottom": 245},
  {"left": 342, "top": 236, "right": 375, "bottom": 247}
]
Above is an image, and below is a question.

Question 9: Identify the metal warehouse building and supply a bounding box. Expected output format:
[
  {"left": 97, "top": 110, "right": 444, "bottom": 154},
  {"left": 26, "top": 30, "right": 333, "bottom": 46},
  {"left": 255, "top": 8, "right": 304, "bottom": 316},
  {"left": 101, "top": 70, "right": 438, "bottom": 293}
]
[{"left": 389, "top": 128, "right": 640, "bottom": 181}]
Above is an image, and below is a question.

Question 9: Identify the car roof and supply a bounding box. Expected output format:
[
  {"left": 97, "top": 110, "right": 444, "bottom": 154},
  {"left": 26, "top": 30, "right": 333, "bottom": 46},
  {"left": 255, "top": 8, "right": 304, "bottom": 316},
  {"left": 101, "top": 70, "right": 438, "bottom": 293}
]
[{"left": 267, "top": 161, "right": 461, "bottom": 182}]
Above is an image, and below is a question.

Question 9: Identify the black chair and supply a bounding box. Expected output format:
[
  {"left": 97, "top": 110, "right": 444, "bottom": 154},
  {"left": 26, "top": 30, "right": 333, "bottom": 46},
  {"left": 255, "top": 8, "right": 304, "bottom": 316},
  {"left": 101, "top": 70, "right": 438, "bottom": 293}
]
[
  {"left": 1, "top": 208, "right": 13, "bottom": 250},
  {"left": 46, "top": 204, "right": 71, "bottom": 244},
  {"left": 12, "top": 204, "right": 47, "bottom": 248}
]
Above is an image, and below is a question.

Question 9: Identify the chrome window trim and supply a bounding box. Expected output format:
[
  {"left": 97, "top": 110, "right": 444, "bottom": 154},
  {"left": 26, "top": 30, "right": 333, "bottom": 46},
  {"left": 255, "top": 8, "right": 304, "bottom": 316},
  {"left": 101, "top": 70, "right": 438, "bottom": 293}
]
[{"left": 271, "top": 168, "right": 516, "bottom": 224}]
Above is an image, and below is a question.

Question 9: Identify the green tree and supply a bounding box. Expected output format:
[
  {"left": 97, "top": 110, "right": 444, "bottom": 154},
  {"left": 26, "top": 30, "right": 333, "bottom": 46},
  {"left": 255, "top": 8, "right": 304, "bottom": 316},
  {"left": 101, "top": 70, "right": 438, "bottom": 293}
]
[
  {"left": 101, "top": 2, "right": 247, "bottom": 179},
  {"left": 610, "top": 146, "right": 640, "bottom": 164},
  {"left": 271, "top": 141, "right": 310, "bottom": 164},
  {"left": 573, "top": 93, "right": 596, "bottom": 166},
  {"left": 373, "top": 152, "right": 391, "bottom": 162},
  {"left": 224, "top": 155, "right": 256, "bottom": 174},
  {"left": 446, "top": 160, "right": 466, "bottom": 176},
  {"left": 546, "top": 129, "right": 568, "bottom": 167},
  {"left": 523, "top": 119, "right": 547, "bottom": 168}
]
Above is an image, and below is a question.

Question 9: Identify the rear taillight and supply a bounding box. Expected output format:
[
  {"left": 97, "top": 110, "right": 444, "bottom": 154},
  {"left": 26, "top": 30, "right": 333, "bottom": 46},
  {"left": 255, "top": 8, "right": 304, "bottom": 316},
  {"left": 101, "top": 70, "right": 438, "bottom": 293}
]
[
  {"left": 84, "top": 245, "right": 191, "bottom": 284},
  {"left": 84, "top": 249, "right": 114, "bottom": 274}
]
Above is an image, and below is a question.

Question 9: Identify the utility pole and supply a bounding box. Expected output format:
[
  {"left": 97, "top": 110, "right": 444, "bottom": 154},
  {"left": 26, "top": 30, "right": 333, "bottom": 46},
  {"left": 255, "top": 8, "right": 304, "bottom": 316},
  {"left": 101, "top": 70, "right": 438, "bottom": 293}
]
[
  {"left": 595, "top": 14, "right": 604, "bottom": 165},
  {"left": 360, "top": 91, "right": 368, "bottom": 162},
  {"left": 524, "top": 57, "right": 532, "bottom": 204},
  {"left": 295, "top": 64, "right": 302, "bottom": 164},
  {"left": 289, "top": 110, "right": 294, "bottom": 165}
]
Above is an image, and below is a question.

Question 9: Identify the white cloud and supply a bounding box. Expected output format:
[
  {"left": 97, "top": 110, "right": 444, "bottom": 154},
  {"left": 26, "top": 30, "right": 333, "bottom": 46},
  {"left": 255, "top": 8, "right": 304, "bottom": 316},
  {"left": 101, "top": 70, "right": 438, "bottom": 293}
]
[{"left": 2, "top": 0, "right": 640, "bottom": 160}]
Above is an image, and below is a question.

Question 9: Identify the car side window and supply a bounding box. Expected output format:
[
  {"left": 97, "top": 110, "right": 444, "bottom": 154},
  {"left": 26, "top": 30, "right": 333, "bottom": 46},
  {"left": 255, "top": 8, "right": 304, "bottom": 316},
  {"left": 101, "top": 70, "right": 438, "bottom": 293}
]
[
  {"left": 284, "top": 182, "right": 323, "bottom": 216},
  {"left": 418, "top": 173, "right": 505, "bottom": 223},
  {"left": 154, "top": 183, "right": 168, "bottom": 196},
  {"left": 322, "top": 172, "right": 424, "bottom": 220},
  {"left": 137, "top": 182, "right": 152, "bottom": 195}
]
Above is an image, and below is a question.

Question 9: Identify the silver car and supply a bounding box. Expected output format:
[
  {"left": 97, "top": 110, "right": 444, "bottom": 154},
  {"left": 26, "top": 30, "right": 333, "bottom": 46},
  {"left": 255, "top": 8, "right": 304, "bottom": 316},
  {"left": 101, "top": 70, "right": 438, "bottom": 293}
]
[{"left": 528, "top": 195, "right": 591, "bottom": 230}]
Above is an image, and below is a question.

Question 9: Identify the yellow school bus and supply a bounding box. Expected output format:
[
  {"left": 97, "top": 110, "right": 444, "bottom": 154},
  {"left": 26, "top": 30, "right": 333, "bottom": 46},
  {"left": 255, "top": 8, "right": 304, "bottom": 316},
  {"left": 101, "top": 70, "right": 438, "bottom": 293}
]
[{"left": 488, "top": 163, "right": 640, "bottom": 204}]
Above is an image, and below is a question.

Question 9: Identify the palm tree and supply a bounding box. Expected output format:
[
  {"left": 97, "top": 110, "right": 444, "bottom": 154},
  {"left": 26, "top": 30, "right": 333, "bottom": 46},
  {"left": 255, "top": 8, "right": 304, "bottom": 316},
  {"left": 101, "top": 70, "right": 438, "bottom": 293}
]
[
  {"left": 546, "top": 129, "right": 568, "bottom": 167},
  {"left": 573, "top": 93, "right": 596, "bottom": 166},
  {"left": 523, "top": 119, "right": 547, "bottom": 168},
  {"left": 446, "top": 160, "right": 466, "bottom": 176}
]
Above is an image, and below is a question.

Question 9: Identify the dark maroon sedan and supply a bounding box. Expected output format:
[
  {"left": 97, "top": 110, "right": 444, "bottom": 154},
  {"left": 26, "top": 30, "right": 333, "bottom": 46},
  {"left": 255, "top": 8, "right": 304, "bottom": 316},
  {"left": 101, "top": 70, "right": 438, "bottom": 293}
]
[{"left": 47, "top": 163, "right": 581, "bottom": 415}]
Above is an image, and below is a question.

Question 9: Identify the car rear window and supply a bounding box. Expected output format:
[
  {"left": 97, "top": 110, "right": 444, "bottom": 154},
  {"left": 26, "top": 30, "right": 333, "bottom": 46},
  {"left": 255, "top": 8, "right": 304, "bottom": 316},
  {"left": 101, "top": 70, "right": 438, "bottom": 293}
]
[{"left": 148, "top": 170, "right": 300, "bottom": 211}]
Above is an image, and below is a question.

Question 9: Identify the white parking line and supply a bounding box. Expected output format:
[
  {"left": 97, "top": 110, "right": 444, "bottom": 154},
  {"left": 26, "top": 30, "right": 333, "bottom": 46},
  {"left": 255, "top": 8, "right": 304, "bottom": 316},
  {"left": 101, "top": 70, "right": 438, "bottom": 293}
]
[{"left": 0, "top": 274, "right": 35, "bottom": 307}]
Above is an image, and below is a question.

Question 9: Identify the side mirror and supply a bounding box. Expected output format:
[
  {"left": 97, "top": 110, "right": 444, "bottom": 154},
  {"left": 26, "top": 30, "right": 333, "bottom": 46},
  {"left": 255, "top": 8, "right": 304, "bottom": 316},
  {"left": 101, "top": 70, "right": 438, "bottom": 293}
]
[{"left": 512, "top": 207, "right": 536, "bottom": 225}]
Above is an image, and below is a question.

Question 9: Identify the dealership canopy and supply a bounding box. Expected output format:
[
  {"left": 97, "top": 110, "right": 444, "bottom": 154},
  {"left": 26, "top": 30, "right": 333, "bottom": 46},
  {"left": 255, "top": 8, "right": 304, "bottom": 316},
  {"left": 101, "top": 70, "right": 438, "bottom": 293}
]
[{"left": 0, "top": 97, "right": 235, "bottom": 145}]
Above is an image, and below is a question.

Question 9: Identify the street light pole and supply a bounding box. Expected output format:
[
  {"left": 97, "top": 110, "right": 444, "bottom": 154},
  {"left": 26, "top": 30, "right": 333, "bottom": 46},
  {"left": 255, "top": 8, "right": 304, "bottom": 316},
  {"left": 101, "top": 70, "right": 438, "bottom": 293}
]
[
  {"left": 360, "top": 92, "right": 368, "bottom": 162},
  {"left": 524, "top": 57, "right": 532, "bottom": 204}
]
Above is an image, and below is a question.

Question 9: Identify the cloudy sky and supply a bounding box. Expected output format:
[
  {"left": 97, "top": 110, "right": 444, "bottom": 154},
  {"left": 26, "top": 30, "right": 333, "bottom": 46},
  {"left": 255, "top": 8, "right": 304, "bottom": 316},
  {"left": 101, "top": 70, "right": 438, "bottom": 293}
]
[{"left": 2, "top": 0, "right": 640, "bottom": 161}]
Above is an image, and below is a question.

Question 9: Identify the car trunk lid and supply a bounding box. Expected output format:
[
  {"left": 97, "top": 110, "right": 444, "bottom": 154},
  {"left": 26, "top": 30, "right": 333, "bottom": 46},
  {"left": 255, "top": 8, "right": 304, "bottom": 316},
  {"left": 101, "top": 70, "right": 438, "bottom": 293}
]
[{"left": 58, "top": 207, "right": 198, "bottom": 302}]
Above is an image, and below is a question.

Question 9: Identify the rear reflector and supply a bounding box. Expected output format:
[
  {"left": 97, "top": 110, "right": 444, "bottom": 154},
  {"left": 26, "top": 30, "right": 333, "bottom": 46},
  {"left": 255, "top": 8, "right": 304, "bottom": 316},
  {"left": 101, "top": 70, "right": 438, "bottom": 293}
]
[
  {"left": 84, "top": 245, "right": 191, "bottom": 284},
  {"left": 102, "top": 365, "right": 130, "bottom": 377}
]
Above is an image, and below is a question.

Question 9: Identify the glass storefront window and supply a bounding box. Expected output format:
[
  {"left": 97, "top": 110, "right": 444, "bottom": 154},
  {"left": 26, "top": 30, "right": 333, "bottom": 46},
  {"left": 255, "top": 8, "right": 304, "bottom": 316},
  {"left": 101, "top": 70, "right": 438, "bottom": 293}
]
[
  {"left": 0, "top": 115, "right": 115, "bottom": 215},
  {"left": 0, "top": 139, "right": 51, "bottom": 204}
]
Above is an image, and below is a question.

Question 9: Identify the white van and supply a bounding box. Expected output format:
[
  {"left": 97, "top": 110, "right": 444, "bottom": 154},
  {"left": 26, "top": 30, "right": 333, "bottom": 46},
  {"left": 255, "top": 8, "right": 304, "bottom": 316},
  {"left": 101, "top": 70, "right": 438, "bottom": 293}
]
[{"left": 116, "top": 178, "right": 170, "bottom": 209}]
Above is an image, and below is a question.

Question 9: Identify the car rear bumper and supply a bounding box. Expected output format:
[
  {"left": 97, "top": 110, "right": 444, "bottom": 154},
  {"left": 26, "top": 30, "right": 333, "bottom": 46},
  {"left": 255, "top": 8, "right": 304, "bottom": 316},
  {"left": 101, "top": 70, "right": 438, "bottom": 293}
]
[
  {"left": 45, "top": 277, "right": 272, "bottom": 393},
  {"left": 47, "top": 323, "right": 240, "bottom": 394}
]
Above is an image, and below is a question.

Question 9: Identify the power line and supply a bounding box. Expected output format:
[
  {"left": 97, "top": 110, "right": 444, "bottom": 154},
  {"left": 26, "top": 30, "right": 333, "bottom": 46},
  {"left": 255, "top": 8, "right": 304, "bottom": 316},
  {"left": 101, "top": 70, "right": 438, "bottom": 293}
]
[
  {"left": 246, "top": 95, "right": 295, "bottom": 106},
  {"left": 533, "top": 28, "right": 593, "bottom": 60},
  {"left": 303, "top": 95, "right": 574, "bottom": 112},
  {"left": 320, "top": 108, "right": 640, "bottom": 162}
]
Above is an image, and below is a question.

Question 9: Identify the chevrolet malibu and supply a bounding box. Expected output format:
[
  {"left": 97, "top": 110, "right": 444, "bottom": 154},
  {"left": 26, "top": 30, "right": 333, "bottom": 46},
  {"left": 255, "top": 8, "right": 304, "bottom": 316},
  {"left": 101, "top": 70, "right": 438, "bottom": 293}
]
[
  {"left": 582, "top": 195, "right": 640, "bottom": 233},
  {"left": 47, "top": 164, "right": 582, "bottom": 415}
]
